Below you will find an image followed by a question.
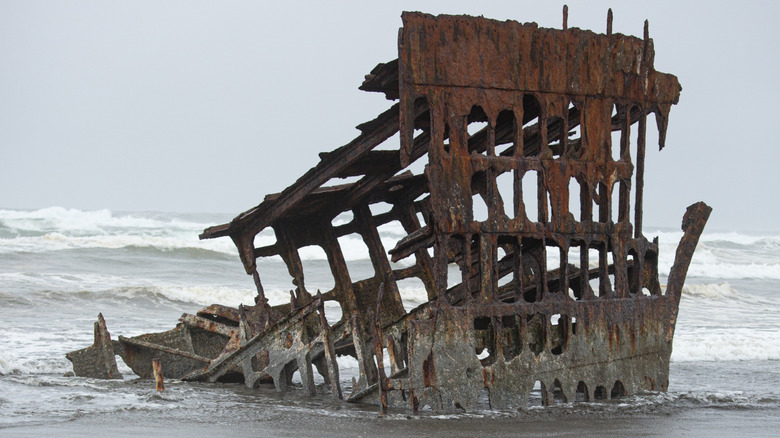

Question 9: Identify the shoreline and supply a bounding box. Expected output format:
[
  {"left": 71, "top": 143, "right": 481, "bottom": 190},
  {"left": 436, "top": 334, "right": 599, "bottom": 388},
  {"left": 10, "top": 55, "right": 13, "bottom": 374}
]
[{"left": 2, "top": 401, "right": 778, "bottom": 437}]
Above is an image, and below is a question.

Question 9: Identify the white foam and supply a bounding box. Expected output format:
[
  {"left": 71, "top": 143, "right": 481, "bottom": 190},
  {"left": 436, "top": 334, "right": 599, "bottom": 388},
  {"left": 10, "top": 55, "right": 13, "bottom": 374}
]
[
  {"left": 686, "top": 262, "right": 780, "bottom": 280},
  {"left": 152, "top": 285, "right": 257, "bottom": 307},
  {"left": 0, "top": 207, "right": 240, "bottom": 255},
  {"left": 645, "top": 230, "right": 780, "bottom": 280},
  {"left": 672, "top": 328, "right": 780, "bottom": 362},
  {"left": 646, "top": 229, "right": 780, "bottom": 246},
  {"left": 680, "top": 283, "right": 740, "bottom": 300},
  {"left": 671, "top": 282, "right": 780, "bottom": 361},
  {"left": 0, "top": 232, "right": 238, "bottom": 254},
  {"left": 0, "top": 207, "right": 190, "bottom": 233},
  {"left": 0, "top": 272, "right": 128, "bottom": 292},
  {"left": 396, "top": 280, "right": 431, "bottom": 310}
]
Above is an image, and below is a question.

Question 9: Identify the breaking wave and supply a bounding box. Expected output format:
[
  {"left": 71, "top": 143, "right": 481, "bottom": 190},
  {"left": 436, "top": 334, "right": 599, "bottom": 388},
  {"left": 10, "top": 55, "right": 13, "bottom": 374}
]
[
  {"left": 6, "top": 209, "right": 779, "bottom": 275},
  {"left": 672, "top": 328, "right": 780, "bottom": 362}
]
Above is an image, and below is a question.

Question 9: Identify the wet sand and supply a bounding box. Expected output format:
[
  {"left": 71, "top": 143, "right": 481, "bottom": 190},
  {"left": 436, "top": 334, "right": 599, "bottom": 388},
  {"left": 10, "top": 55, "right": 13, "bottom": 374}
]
[{"left": 3, "top": 401, "right": 778, "bottom": 437}]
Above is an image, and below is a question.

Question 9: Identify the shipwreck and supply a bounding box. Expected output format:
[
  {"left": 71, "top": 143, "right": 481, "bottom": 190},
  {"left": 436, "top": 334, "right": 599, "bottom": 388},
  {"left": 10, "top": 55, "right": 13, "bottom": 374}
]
[{"left": 67, "top": 10, "right": 711, "bottom": 413}]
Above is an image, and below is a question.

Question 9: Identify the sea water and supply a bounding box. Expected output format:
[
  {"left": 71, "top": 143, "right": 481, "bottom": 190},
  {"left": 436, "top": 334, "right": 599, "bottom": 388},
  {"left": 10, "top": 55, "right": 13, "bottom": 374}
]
[{"left": 1, "top": 207, "right": 779, "bottom": 436}]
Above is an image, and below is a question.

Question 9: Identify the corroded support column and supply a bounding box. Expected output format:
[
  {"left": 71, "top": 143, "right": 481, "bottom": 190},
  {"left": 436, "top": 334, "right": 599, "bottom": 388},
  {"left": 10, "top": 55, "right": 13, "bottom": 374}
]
[
  {"left": 322, "top": 225, "right": 359, "bottom": 315},
  {"left": 354, "top": 203, "right": 405, "bottom": 319}
]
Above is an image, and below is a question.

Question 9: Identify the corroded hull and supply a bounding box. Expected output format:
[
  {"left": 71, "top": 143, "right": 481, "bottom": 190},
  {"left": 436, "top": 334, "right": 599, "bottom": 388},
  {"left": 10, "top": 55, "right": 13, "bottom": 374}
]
[{"left": 68, "top": 10, "right": 710, "bottom": 414}]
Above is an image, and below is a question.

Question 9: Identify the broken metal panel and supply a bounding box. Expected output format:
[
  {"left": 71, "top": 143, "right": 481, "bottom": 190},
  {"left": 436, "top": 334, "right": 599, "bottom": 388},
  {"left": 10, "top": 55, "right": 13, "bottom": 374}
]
[
  {"left": 66, "top": 313, "right": 122, "bottom": 380},
  {"left": 68, "top": 10, "right": 711, "bottom": 414}
]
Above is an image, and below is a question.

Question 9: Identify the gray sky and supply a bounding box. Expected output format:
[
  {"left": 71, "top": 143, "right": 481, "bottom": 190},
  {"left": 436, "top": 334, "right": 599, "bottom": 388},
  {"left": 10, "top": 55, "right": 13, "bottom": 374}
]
[{"left": 1, "top": 0, "right": 778, "bottom": 232}]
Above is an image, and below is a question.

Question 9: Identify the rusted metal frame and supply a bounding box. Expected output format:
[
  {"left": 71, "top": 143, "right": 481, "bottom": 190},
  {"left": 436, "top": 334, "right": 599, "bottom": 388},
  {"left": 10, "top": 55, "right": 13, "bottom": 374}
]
[
  {"left": 393, "top": 212, "right": 634, "bottom": 268},
  {"left": 392, "top": 222, "right": 620, "bottom": 305},
  {"left": 559, "top": 242, "right": 570, "bottom": 298},
  {"left": 299, "top": 137, "right": 430, "bottom": 241},
  {"left": 359, "top": 58, "right": 400, "bottom": 99},
  {"left": 618, "top": 180, "right": 631, "bottom": 224},
  {"left": 461, "top": 234, "right": 475, "bottom": 303},
  {"left": 629, "top": 235, "right": 655, "bottom": 296},
  {"left": 203, "top": 104, "right": 403, "bottom": 273},
  {"left": 468, "top": 102, "right": 578, "bottom": 159},
  {"left": 616, "top": 104, "right": 632, "bottom": 226},
  {"left": 634, "top": 109, "right": 647, "bottom": 238},
  {"left": 118, "top": 335, "right": 212, "bottom": 364},
  {"left": 512, "top": 234, "right": 525, "bottom": 301},
  {"left": 611, "top": 226, "right": 630, "bottom": 299},
  {"left": 179, "top": 313, "right": 238, "bottom": 338},
  {"left": 389, "top": 226, "right": 434, "bottom": 263},
  {"left": 253, "top": 244, "right": 279, "bottom": 258},
  {"left": 483, "top": 123, "right": 502, "bottom": 305},
  {"left": 240, "top": 103, "right": 400, "bottom": 230},
  {"left": 260, "top": 172, "right": 422, "bottom": 222},
  {"left": 340, "top": 171, "right": 402, "bottom": 215},
  {"left": 371, "top": 284, "right": 390, "bottom": 415},
  {"left": 391, "top": 264, "right": 428, "bottom": 283},
  {"left": 230, "top": 97, "right": 430, "bottom": 239},
  {"left": 534, "top": 157, "right": 551, "bottom": 301},
  {"left": 591, "top": 178, "right": 612, "bottom": 298},
  {"left": 396, "top": 201, "right": 437, "bottom": 301},
  {"left": 197, "top": 304, "right": 242, "bottom": 324},
  {"left": 71, "top": 13, "right": 704, "bottom": 413},
  {"left": 618, "top": 104, "right": 631, "bottom": 162},
  {"left": 442, "top": 236, "right": 499, "bottom": 304},
  {"left": 561, "top": 98, "right": 571, "bottom": 153},
  {"left": 536, "top": 164, "right": 549, "bottom": 224},
  {"left": 578, "top": 240, "right": 593, "bottom": 299},
  {"left": 186, "top": 295, "right": 324, "bottom": 383},
  {"left": 596, "top": 237, "right": 612, "bottom": 297},
  {"left": 254, "top": 208, "right": 422, "bottom": 268},
  {"left": 387, "top": 296, "right": 674, "bottom": 408},
  {"left": 508, "top": 107, "right": 528, "bottom": 304},
  {"left": 251, "top": 270, "right": 269, "bottom": 310},
  {"left": 330, "top": 186, "right": 427, "bottom": 239},
  {"left": 321, "top": 224, "right": 359, "bottom": 316},
  {"left": 353, "top": 203, "right": 405, "bottom": 320},
  {"left": 449, "top": 294, "right": 663, "bottom": 331},
  {"left": 256, "top": 202, "right": 403, "bottom": 258},
  {"left": 349, "top": 313, "right": 379, "bottom": 394},
  {"left": 274, "top": 225, "right": 311, "bottom": 304},
  {"left": 478, "top": 232, "right": 498, "bottom": 303},
  {"left": 433, "top": 234, "right": 450, "bottom": 305},
  {"left": 332, "top": 150, "right": 402, "bottom": 178},
  {"left": 316, "top": 293, "right": 343, "bottom": 400},
  {"left": 642, "top": 238, "right": 663, "bottom": 296},
  {"left": 333, "top": 211, "right": 391, "bottom": 238},
  {"left": 398, "top": 12, "right": 681, "bottom": 157},
  {"left": 261, "top": 182, "right": 354, "bottom": 203},
  {"left": 498, "top": 262, "right": 604, "bottom": 303},
  {"left": 626, "top": 244, "right": 641, "bottom": 296},
  {"left": 365, "top": 175, "right": 428, "bottom": 206},
  {"left": 624, "top": 235, "right": 661, "bottom": 297},
  {"left": 666, "top": 202, "right": 712, "bottom": 313}
]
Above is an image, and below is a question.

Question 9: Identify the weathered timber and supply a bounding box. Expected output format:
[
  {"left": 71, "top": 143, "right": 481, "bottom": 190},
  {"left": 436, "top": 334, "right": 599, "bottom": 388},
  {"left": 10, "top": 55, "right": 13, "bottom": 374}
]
[{"left": 67, "top": 9, "right": 710, "bottom": 414}]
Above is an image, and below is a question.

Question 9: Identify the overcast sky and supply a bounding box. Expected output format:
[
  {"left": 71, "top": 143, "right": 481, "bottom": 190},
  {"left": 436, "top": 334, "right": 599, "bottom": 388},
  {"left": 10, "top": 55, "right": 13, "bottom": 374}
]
[{"left": 1, "top": 1, "right": 778, "bottom": 232}]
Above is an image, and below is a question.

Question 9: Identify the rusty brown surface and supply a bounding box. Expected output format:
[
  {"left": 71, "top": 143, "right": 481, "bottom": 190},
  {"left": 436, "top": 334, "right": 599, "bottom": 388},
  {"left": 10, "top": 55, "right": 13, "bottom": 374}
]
[
  {"left": 152, "top": 358, "right": 165, "bottom": 391},
  {"left": 67, "top": 10, "right": 710, "bottom": 413}
]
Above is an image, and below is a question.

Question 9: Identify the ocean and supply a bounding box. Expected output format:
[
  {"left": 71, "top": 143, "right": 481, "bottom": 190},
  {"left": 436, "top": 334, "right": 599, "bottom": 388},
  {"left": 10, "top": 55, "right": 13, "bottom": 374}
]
[{"left": 1, "top": 207, "right": 779, "bottom": 436}]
